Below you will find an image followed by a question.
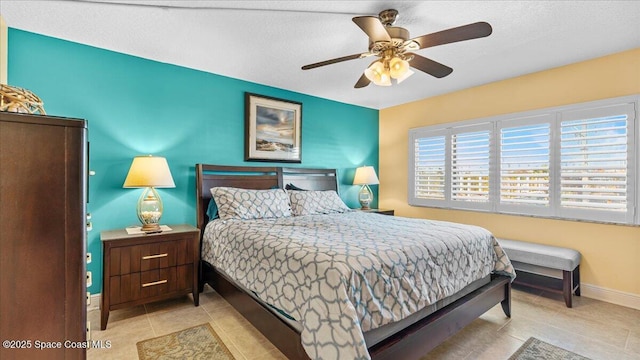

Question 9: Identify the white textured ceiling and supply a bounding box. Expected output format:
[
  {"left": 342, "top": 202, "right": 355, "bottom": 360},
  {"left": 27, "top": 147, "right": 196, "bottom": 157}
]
[{"left": 1, "top": 0, "right": 639, "bottom": 109}]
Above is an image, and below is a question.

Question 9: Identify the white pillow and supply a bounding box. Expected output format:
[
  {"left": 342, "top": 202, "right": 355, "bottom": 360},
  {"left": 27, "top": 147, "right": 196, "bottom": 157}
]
[
  {"left": 288, "top": 190, "right": 351, "bottom": 216},
  {"left": 211, "top": 187, "right": 291, "bottom": 220}
]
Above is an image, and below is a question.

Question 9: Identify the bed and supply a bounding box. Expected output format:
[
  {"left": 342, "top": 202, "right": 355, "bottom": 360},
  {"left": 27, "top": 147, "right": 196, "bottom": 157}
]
[{"left": 195, "top": 164, "right": 514, "bottom": 360}]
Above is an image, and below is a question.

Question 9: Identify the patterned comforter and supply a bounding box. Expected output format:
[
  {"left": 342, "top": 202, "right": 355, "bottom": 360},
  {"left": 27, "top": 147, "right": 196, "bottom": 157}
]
[{"left": 202, "top": 212, "right": 514, "bottom": 360}]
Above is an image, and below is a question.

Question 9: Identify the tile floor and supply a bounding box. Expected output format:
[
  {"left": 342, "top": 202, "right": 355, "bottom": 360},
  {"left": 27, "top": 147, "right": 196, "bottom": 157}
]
[{"left": 88, "top": 284, "right": 640, "bottom": 360}]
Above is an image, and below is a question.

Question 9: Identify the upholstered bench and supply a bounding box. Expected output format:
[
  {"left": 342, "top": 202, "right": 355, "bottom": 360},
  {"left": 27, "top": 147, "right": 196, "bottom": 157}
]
[{"left": 497, "top": 238, "right": 581, "bottom": 308}]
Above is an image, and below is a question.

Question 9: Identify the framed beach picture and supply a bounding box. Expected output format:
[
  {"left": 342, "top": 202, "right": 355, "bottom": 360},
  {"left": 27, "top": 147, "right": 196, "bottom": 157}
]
[{"left": 245, "top": 92, "right": 302, "bottom": 163}]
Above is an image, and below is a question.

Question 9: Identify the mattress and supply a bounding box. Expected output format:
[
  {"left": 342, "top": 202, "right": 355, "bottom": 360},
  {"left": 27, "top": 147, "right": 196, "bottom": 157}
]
[{"left": 202, "top": 212, "right": 514, "bottom": 359}]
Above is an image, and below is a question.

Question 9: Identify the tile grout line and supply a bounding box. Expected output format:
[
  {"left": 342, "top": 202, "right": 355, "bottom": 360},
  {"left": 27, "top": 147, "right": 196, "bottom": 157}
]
[
  {"left": 212, "top": 316, "right": 259, "bottom": 360},
  {"left": 623, "top": 329, "right": 631, "bottom": 351},
  {"left": 214, "top": 326, "right": 251, "bottom": 360},
  {"left": 545, "top": 320, "right": 630, "bottom": 353},
  {"left": 144, "top": 304, "right": 158, "bottom": 337},
  {"left": 200, "top": 299, "right": 252, "bottom": 360},
  {"left": 496, "top": 317, "right": 513, "bottom": 333}
]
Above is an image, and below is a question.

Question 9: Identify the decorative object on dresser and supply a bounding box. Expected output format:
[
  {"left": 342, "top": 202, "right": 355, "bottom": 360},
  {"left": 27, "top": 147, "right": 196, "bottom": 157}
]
[
  {"left": 100, "top": 224, "right": 200, "bottom": 330},
  {"left": 0, "top": 83, "right": 46, "bottom": 114},
  {"left": 353, "top": 165, "right": 379, "bottom": 209},
  {"left": 0, "top": 112, "right": 87, "bottom": 360},
  {"left": 245, "top": 92, "right": 302, "bottom": 163},
  {"left": 123, "top": 155, "right": 176, "bottom": 233}
]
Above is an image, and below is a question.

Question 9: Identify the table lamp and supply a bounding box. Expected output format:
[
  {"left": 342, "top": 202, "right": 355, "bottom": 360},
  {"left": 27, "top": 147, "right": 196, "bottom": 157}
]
[
  {"left": 353, "top": 166, "right": 379, "bottom": 210},
  {"left": 123, "top": 155, "right": 175, "bottom": 232}
]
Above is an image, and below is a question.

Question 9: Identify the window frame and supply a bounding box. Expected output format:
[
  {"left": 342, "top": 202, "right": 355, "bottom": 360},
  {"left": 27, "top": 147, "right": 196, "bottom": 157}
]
[{"left": 408, "top": 94, "right": 639, "bottom": 225}]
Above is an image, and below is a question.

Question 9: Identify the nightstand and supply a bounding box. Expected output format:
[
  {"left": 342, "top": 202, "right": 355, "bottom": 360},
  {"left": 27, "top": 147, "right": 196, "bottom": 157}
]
[
  {"left": 358, "top": 208, "right": 395, "bottom": 216},
  {"left": 100, "top": 224, "right": 200, "bottom": 330}
]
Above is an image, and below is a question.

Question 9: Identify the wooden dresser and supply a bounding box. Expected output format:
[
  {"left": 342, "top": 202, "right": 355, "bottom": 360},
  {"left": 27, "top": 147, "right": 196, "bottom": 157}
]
[
  {"left": 0, "top": 112, "right": 87, "bottom": 360},
  {"left": 100, "top": 224, "right": 200, "bottom": 329}
]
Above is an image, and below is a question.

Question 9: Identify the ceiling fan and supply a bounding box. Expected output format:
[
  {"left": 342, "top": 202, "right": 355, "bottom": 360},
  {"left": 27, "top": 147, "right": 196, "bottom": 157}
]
[{"left": 301, "top": 9, "right": 492, "bottom": 88}]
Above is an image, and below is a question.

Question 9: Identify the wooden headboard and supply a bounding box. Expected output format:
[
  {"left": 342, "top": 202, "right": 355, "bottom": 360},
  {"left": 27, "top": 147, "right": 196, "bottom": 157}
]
[
  {"left": 195, "top": 164, "right": 338, "bottom": 232},
  {"left": 280, "top": 167, "right": 339, "bottom": 193}
]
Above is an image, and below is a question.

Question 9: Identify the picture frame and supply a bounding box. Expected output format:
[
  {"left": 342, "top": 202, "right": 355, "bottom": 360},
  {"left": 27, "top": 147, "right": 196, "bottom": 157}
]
[{"left": 245, "top": 92, "right": 302, "bottom": 163}]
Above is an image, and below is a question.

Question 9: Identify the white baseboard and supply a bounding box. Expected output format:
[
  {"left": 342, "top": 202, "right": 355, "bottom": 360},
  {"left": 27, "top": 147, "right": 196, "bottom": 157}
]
[
  {"left": 581, "top": 283, "right": 640, "bottom": 310},
  {"left": 87, "top": 293, "right": 101, "bottom": 311}
]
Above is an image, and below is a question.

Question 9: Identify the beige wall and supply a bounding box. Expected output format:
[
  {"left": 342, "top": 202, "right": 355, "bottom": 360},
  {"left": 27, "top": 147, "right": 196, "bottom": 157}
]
[{"left": 380, "top": 48, "right": 640, "bottom": 296}]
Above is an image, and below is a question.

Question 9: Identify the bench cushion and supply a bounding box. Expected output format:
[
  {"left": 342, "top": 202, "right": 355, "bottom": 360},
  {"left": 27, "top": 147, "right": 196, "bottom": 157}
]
[{"left": 497, "top": 238, "right": 581, "bottom": 271}]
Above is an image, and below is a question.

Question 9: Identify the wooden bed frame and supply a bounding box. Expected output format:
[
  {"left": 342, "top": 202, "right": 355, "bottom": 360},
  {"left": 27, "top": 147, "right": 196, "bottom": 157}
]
[{"left": 195, "top": 164, "right": 511, "bottom": 360}]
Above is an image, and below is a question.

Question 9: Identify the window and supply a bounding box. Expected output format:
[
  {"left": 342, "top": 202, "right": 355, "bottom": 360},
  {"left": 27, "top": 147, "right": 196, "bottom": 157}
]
[
  {"left": 413, "top": 134, "right": 445, "bottom": 201},
  {"left": 497, "top": 115, "right": 552, "bottom": 216},
  {"left": 450, "top": 125, "right": 492, "bottom": 211},
  {"left": 409, "top": 95, "right": 638, "bottom": 225},
  {"left": 558, "top": 104, "right": 635, "bottom": 224}
]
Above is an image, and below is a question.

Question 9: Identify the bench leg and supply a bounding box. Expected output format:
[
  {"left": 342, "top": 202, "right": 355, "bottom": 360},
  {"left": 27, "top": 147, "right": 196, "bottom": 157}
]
[
  {"left": 562, "top": 270, "right": 572, "bottom": 308},
  {"left": 573, "top": 265, "right": 581, "bottom": 296}
]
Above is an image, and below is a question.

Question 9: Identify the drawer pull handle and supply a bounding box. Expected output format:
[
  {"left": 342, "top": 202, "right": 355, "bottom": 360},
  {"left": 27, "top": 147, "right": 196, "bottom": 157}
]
[
  {"left": 142, "top": 280, "right": 167, "bottom": 287},
  {"left": 142, "top": 253, "right": 168, "bottom": 260}
]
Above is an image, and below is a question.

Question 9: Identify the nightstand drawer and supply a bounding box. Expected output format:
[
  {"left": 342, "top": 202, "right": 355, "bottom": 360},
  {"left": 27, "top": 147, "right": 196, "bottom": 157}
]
[
  {"left": 109, "top": 264, "right": 193, "bottom": 305},
  {"left": 109, "top": 238, "right": 193, "bottom": 275}
]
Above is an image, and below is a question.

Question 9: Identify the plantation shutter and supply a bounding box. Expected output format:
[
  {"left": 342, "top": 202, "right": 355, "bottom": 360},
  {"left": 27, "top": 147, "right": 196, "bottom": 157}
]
[
  {"left": 408, "top": 96, "right": 637, "bottom": 225},
  {"left": 558, "top": 103, "right": 635, "bottom": 223},
  {"left": 413, "top": 135, "right": 446, "bottom": 201},
  {"left": 450, "top": 125, "right": 492, "bottom": 210},
  {"left": 498, "top": 117, "right": 552, "bottom": 216}
]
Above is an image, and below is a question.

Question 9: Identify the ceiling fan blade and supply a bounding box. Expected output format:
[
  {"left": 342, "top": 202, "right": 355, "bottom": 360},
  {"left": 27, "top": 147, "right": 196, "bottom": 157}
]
[
  {"left": 352, "top": 16, "right": 391, "bottom": 42},
  {"left": 301, "top": 53, "right": 363, "bottom": 70},
  {"left": 408, "top": 53, "right": 453, "bottom": 78},
  {"left": 354, "top": 73, "right": 371, "bottom": 88},
  {"left": 411, "top": 22, "right": 492, "bottom": 50}
]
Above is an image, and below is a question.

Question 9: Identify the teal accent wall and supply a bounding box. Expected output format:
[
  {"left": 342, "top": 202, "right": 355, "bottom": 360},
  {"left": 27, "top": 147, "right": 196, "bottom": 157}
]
[{"left": 8, "top": 29, "right": 379, "bottom": 294}]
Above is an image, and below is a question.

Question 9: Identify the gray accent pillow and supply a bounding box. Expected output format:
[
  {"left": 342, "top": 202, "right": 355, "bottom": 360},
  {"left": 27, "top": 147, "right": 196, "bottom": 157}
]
[
  {"left": 288, "top": 190, "right": 351, "bottom": 216},
  {"left": 211, "top": 187, "right": 292, "bottom": 220}
]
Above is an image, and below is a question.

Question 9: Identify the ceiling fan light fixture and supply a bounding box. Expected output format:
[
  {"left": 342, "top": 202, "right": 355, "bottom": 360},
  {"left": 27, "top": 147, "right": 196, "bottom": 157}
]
[
  {"left": 389, "top": 56, "right": 410, "bottom": 79},
  {"left": 302, "top": 10, "right": 493, "bottom": 89},
  {"left": 378, "top": 73, "right": 392, "bottom": 86},
  {"left": 364, "top": 61, "right": 391, "bottom": 86},
  {"left": 396, "top": 68, "right": 414, "bottom": 84}
]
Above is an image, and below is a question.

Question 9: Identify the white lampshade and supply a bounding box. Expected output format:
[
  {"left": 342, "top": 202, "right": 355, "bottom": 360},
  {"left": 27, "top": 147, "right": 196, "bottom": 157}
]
[
  {"left": 396, "top": 68, "right": 415, "bottom": 84},
  {"left": 364, "top": 61, "right": 391, "bottom": 86},
  {"left": 353, "top": 166, "right": 379, "bottom": 210},
  {"left": 123, "top": 155, "right": 175, "bottom": 188},
  {"left": 389, "top": 57, "right": 410, "bottom": 79},
  {"left": 353, "top": 166, "right": 380, "bottom": 185},
  {"left": 123, "top": 155, "right": 175, "bottom": 233}
]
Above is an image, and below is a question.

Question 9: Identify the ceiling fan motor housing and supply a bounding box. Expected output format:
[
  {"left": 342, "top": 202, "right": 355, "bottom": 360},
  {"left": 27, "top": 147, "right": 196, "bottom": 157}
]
[
  {"left": 368, "top": 27, "right": 410, "bottom": 51},
  {"left": 378, "top": 9, "right": 399, "bottom": 26}
]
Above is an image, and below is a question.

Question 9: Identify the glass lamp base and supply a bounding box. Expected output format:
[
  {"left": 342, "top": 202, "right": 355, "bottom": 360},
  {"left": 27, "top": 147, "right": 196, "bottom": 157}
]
[
  {"left": 137, "top": 187, "right": 164, "bottom": 233},
  {"left": 140, "top": 223, "right": 161, "bottom": 232},
  {"left": 358, "top": 185, "right": 373, "bottom": 210}
]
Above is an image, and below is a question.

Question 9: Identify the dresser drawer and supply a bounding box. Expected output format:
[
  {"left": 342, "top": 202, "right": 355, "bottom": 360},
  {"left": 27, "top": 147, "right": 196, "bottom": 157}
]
[
  {"left": 109, "top": 238, "right": 193, "bottom": 275},
  {"left": 109, "top": 264, "right": 193, "bottom": 305}
]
